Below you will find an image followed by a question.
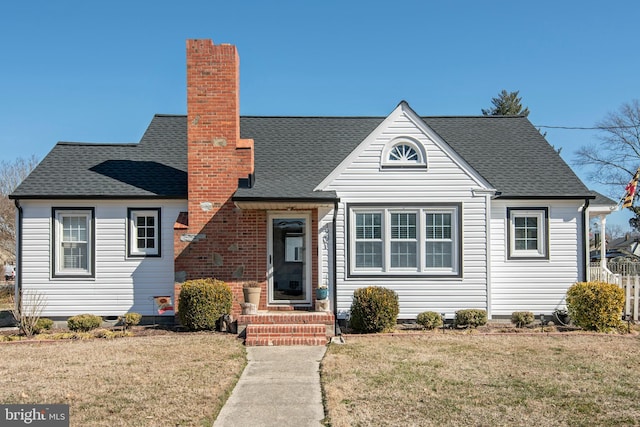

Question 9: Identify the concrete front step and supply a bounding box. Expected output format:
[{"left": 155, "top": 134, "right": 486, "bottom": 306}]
[
  {"left": 245, "top": 324, "right": 328, "bottom": 346},
  {"left": 238, "top": 311, "right": 335, "bottom": 346}
]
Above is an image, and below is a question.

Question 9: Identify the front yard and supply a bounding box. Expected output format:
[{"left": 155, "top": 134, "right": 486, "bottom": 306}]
[
  {"left": 2, "top": 324, "right": 640, "bottom": 426},
  {"left": 321, "top": 334, "right": 640, "bottom": 426},
  {"left": 0, "top": 334, "right": 245, "bottom": 426}
]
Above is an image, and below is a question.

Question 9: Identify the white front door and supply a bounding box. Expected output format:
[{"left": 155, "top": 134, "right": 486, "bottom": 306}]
[{"left": 267, "top": 212, "right": 312, "bottom": 306}]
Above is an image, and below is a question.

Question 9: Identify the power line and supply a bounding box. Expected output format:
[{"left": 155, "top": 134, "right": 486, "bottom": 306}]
[{"left": 535, "top": 124, "right": 638, "bottom": 130}]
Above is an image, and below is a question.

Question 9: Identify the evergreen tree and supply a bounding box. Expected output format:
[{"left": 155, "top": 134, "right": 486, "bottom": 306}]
[{"left": 482, "top": 89, "right": 530, "bottom": 116}]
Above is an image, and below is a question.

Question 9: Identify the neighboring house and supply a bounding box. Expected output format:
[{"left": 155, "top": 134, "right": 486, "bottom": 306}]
[
  {"left": 607, "top": 234, "right": 640, "bottom": 258},
  {"left": 10, "top": 39, "right": 617, "bottom": 321}
]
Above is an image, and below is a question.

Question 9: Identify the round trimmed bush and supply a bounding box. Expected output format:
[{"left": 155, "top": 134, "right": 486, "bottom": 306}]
[
  {"left": 123, "top": 312, "right": 142, "bottom": 329},
  {"left": 416, "top": 311, "right": 443, "bottom": 330},
  {"left": 67, "top": 314, "right": 102, "bottom": 332},
  {"left": 178, "top": 278, "right": 233, "bottom": 331},
  {"left": 566, "top": 281, "right": 624, "bottom": 332},
  {"left": 454, "top": 309, "right": 487, "bottom": 328},
  {"left": 349, "top": 286, "right": 399, "bottom": 333},
  {"left": 511, "top": 311, "right": 535, "bottom": 328},
  {"left": 33, "top": 318, "right": 54, "bottom": 334}
]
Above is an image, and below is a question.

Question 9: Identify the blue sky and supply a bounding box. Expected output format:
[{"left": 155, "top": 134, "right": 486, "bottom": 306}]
[{"left": 1, "top": 1, "right": 638, "bottom": 228}]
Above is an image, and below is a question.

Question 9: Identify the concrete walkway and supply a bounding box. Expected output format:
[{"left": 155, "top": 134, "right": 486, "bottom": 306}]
[{"left": 213, "top": 346, "right": 327, "bottom": 427}]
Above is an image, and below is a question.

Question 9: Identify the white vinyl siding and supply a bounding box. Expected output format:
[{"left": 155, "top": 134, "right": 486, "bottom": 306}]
[
  {"left": 490, "top": 200, "right": 585, "bottom": 316},
  {"left": 19, "top": 199, "right": 186, "bottom": 317},
  {"left": 321, "top": 107, "right": 490, "bottom": 319},
  {"left": 317, "top": 207, "right": 334, "bottom": 308}
]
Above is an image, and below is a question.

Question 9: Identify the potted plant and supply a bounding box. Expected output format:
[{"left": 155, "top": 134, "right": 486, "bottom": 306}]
[
  {"left": 316, "top": 283, "right": 328, "bottom": 300},
  {"left": 242, "top": 282, "right": 261, "bottom": 307}
]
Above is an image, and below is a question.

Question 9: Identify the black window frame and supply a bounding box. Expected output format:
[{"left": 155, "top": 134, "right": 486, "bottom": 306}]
[{"left": 506, "top": 207, "right": 549, "bottom": 260}]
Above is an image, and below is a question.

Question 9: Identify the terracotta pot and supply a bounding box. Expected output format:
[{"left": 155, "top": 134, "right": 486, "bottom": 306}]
[{"left": 243, "top": 287, "right": 261, "bottom": 307}]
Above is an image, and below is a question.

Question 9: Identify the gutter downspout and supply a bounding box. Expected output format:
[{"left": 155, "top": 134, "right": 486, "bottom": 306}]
[
  {"left": 582, "top": 197, "right": 590, "bottom": 282},
  {"left": 332, "top": 200, "right": 339, "bottom": 337},
  {"left": 14, "top": 199, "right": 23, "bottom": 312},
  {"left": 472, "top": 188, "right": 497, "bottom": 319},
  {"left": 484, "top": 192, "right": 493, "bottom": 319}
]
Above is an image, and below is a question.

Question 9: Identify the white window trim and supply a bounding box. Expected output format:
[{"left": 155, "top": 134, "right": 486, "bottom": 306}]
[
  {"left": 348, "top": 205, "right": 461, "bottom": 277},
  {"left": 507, "top": 207, "right": 548, "bottom": 260},
  {"left": 381, "top": 137, "right": 427, "bottom": 169},
  {"left": 425, "top": 209, "right": 458, "bottom": 272},
  {"left": 128, "top": 208, "right": 161, "bottom": 257},
  {"left": 52, "top": 208, "right": 94, "bottom": 278}
]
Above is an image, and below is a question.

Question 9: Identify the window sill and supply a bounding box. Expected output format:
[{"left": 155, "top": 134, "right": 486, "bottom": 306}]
[{"left": 348, "top": 271, "right": 462, "bottom": 279}]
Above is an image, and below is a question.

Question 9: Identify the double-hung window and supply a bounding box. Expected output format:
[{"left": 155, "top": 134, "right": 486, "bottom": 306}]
[
  {"left": 349, "top": 204, "right": 461, "bottom": 277},
  {"left": 390, "top": 212, "right": 418, "bottom": 268},
  {"left": 507, "top": 207, "right": 548, "bottom": 259},
  {"left": 52, "top": 208, "right": 95, "bottom": 277},
  {"left": 128, "top": 208, "right": 161, "bottom": 257},
  {"left": 426, "top": 212, "right": 454, "bottom": 268},
  {"left": 355, "top": 212, "right": 383, "bottom": 268}
]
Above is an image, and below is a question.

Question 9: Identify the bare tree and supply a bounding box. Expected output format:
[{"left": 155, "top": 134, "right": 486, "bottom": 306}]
[
  {"left": 575, "top": 100, "right": 640, "bottom": 190},
  {"left": 575, "top": 100, "right": 640, "bottom": 231},
  {"left": 0, "top": 155, "right": 39, "bottom": 264}
]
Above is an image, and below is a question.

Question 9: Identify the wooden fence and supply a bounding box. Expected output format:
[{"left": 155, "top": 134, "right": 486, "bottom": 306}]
[{"left": 589, "top": 263, "right": 639, "bottom": 321}]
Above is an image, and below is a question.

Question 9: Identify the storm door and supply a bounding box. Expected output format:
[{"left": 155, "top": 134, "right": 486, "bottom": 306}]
[{"left": 268, "top": 212, "right": 312, "bottom": 305}]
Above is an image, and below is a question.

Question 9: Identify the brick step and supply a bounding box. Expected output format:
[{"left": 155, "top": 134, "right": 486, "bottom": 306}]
[
  {"left": 245, "top": 323, "right": 328, "bottom": 346},
  {"left": 238, "top": 312, "right": 334, "bottom": 326}
]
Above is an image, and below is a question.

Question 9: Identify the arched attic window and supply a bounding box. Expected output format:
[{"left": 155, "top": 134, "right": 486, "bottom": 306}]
[{"left": 381, "top": 138, "right": 427, "bottom": 169}]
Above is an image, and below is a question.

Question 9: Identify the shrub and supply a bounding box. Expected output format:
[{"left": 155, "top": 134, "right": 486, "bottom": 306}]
[
  {"left": 349, "top": 286, "right": 399, "bottom": 333},
  {"left": 10, "top": 290, "right": 47, "bottom": 337},
  {"left": 67, "top": 314, "right": 102, "bottom": 332},
  {"left": 122, "top": 312, "right": 142, "bottom": 330},
  {"left": 416, "top": 311, "right": 443, "bottom": 330},
  {"left": 511, "top": 311, "right": 535, "bottom": 328},
  {"left": 566, "top": 281, "right": 624, "bottom": 332},
  {"left": 33, "top": 318, "right": 54, "bottom": 334},
  {"left": 178, "top": 278, "right": 233, "bottom": 331},
  {"left": 454, "top": 309, "right": 487, "bottom": 328}
]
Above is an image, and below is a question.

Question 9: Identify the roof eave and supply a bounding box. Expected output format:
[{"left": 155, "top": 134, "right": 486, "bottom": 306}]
[
  {"left": 494, "top": 194, "right": 595, "bottom": 200},
  {"left": 9, "top": 194, "right": 187, "bottom": 200}
]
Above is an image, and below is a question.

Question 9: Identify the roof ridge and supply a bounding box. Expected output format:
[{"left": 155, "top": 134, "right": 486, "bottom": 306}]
[
  {"left": 56, "top": 142, "right": 138, "bottom": 147},
  {"left": 152, "top": 113, "right": 527, "bottom": 119},
  {"left": 422, "top": 115, "right": 527, "bottom": 119}
]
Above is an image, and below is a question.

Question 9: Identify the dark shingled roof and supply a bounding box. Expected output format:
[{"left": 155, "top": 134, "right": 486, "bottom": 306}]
[
  {"left": 11, "top": 113, "right": 593, "bottom": 200},
  {"left": 11, "top": 115, "right": 187, "bottom": 199},
  {"left": 589, "top": 191, "right": 618, "bottom": 207}
]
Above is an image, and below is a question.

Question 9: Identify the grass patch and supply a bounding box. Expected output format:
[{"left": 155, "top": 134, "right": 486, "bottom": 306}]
[
  {"left": 0, "top": 334, "right": 246, "bottom": 426},
  {"left": 322, "top": 335, "right": 640, "bottom": 426}
]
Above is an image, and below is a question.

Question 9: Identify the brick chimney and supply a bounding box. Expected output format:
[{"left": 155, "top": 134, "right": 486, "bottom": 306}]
[
  {"left": 175, "top": 39, "right": 254, "bottom": 284},
  {"left": 187, "top": 39, "right": 240, "bottom": 228}
]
